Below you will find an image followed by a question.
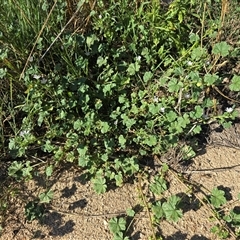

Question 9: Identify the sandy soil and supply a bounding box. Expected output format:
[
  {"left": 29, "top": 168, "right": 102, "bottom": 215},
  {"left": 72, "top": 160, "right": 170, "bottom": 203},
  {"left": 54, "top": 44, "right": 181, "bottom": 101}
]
[{"left": 1, "top": 123, "right": 240, "bottom": 240}]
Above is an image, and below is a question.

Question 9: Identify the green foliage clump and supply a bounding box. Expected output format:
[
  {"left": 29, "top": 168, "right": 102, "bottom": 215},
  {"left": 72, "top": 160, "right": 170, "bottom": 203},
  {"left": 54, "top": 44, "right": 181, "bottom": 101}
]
[
  {"left": 1, "top": 0, "right": 240, "bottom": 238},
  {"left": 1, "top": 0, "right": 239, "bottom": 193}
]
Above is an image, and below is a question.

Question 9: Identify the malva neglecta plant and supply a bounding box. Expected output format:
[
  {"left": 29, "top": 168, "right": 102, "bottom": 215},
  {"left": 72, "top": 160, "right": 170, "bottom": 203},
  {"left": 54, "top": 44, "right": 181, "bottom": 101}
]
[
  {"left": 5, "top": 0, "right": 239, "bottom": 191},
  {"left": 1, "top": 0, "right": 240, "bottom": 238}
]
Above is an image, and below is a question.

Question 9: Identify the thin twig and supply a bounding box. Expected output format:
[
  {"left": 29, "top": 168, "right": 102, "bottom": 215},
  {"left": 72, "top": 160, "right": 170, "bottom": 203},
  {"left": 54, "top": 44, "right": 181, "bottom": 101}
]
[
  {"left": 200, "top": 2, "right": 206, "bottom": 49},
  {"left": 212, "top": 85, "right": 240, "bottom": 104},
  {"left": 49, "top": 206, "right": 126, "bottom": 217},
  {"left": 137, "top": 173, "right": 157, "bottom": 240},
  {"left": 39, "top": 4, "right": 82, "bottom": 62}
]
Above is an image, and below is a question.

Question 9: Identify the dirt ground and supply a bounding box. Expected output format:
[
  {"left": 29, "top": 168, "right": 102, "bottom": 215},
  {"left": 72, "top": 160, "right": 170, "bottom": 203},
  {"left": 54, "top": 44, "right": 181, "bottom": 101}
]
[{"left": 1, "top": 123, "right": 240, "bottom": 240}]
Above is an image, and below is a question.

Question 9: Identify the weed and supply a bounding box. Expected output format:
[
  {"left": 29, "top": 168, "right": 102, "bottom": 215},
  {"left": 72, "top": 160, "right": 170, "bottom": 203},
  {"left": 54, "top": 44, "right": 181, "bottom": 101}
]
[
  {"left": 109, "top": 217, "right": 129, "bottom": 240},
  {"left": 1, "top": 0, "right": 240, "bottom": 238},
  {"left": 208, "top": 188, "right": 240, "bottom": 239}
]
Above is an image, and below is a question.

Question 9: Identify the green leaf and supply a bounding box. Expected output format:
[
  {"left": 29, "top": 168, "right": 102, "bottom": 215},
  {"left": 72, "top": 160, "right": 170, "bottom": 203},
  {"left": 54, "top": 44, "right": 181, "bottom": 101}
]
[
  {"left": 39, "top": 190, "right": 54, "bottom": 203},
  {"left": 25, "top": 201, "right": 45, "bottom": 221},
  {"left": 114, "top": 159, "right": 122, "bottom": 170},
  {"left": 188, "top": 71, "right": 201, "bottom": 82},
  {"left": 109, "top": 217, "right": 126, "bottom": 234},
  {"left": 126, "top": 208, "right": 135, "bottom": 217},
  {"left": 177, "top": 114, "right": 190, "bottom": 128},
  {"left": 8, "top": 161, "right": 23, "bottom": 179},
  {"left": 127, "top": 62, "right": 140, "bottom": 75},
  {"left": 210, "top": 225, "right": 229, "bottom": 238},
  {"left": 174, "top": 67, "right": 184, "bottom": 76},
  {"left": 45, "top": 165, "right": 53, "bottom": 177},
  {"left": 113, "top": 232, "right": 129, "bottom": 240},
  {"left": 193, "top": 105, "right": 203, "bottom": 119},
  {"left": 121, "top": 114, "right": 136, "bottom": 129},
  {"left": 181, "top": 145, "right": 196, "bottom": 160},
  {"left": 103, "top": 83, "right": 116, "bottom": 95},
  {"left": 130, "top": 104, "right": 139, "bottom": 114},
  {"left": 0, "top": 68, "right": 7, "bottom": 78},
  {"left": 222, "top": 121, "right": 232, "bottom": 129},
  {"left": 86, "top": 34, "right": 98, "bottom": 48},
  {"left": 95, "top": 99, "right": 102, "bottom": 110},
  {"left": 43, "top": 140, "right": 55, "bottom": 153},
  {"left": 162, "top": 195, "right": 183, "bottom": 222},
  {"left": 152, "top": 201, "right": 164, "bottom": 219},
  {"left": 78, "top": 155, "right": 89, "bottom": 167},
  {"left": 204, "top": 73, "right": 219, "bottom": 86},
  {"left": 210, "top": 188, "right": 227, "bottom": 208},
  {"left": 149, "top": 103, "right": 161, "bottom": 115},
  {"left": 143, "top": 71, "right": 153, "bottom": 83},
  {"left": 118, "top": 135, "right": 126, "bottom": 148},
  {"left": 58, "top": 110, "right": 66, "bottom": 119},
  {"left": 138, "top": 90, "right": 147, "bottom": 99},
  {"left": 101, "top": 153, "right": 108, "bottom": 162},
  {"left": 150, "top": 176, "right": 167, "bottom": 195},
  {"left": 146, "top": 120, "right": 155, "bottom": 129},
  {"left": 144, "top": 135, "right": 157, "bottom": 147},
  {"left": 77, "top": 0, "right": 86, "bottom": 9},
  {"left": 66, "top": 151, "right": 75, "bottom": 162},
  {"left": 0, "top": 48, "right": 8, "bottom": 59},
  {"left": 141, "top": 47, "right": 150, "bottom": 62},
  {"left": 191, "top": 47, "right": 207, "bottom": 60},
  {"left": 189, "top": 33, "right": 200, "bottom": 43},
  {"left": 223, "top": 214, "right": 232, "bottom": 223},
  {"left": 168, "top": 79, "right": 183, "bottom": 92},
  {"left": 119, "top": 94, "right": 126, "bottom": 104},
  {"left": 229, "top": 210, "right": 240, "bottom": 225},
  {"left": 97, "top": 56, "right": 108, "bottom": 67},
  {"left": 115, "top": 173, "right": 123, "bottom": 187},
  {"left": 122, "top": 157, "right": 139, "bottom": 175},
  {"left": 74, "top": 119, "right": 82, "bottom": 130},
  {"left": 170, "top": 121, "right": 183, "bottom": 134},
  {"left": 161, "top": 163, "right": 169, "bottom": 173},
  {"left": 101, "top": 121, "right": 110, "bottom": 134},
  {"left": 22, "top": 161, "right": 33, "bottom": 179},
  {"left": 92, "top": 177, "right": 107, "bottom": 194},
  {"left": 166, "top": 111, "right": 177, "bottom": 122},
  {"left": 77, "top": 145, "right": 88, "bottom": 167},
  {"left": 229, "top": 75, "right": 240, "bottom": 91},
  {"left": 38, "top": 111, "right": 48, "bottom": 127},
  {"left": 8, "top": 138, "right": 16, "bottom": 150},
  {"left": 212, "top": 42, "right": 231, "bottom": 57}
]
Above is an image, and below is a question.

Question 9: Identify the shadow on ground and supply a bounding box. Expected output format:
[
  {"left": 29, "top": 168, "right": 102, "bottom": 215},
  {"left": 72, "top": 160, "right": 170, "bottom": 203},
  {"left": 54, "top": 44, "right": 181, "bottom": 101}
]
[{"left": 42, "top": 211, "right": 75, "bottom": 236}]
